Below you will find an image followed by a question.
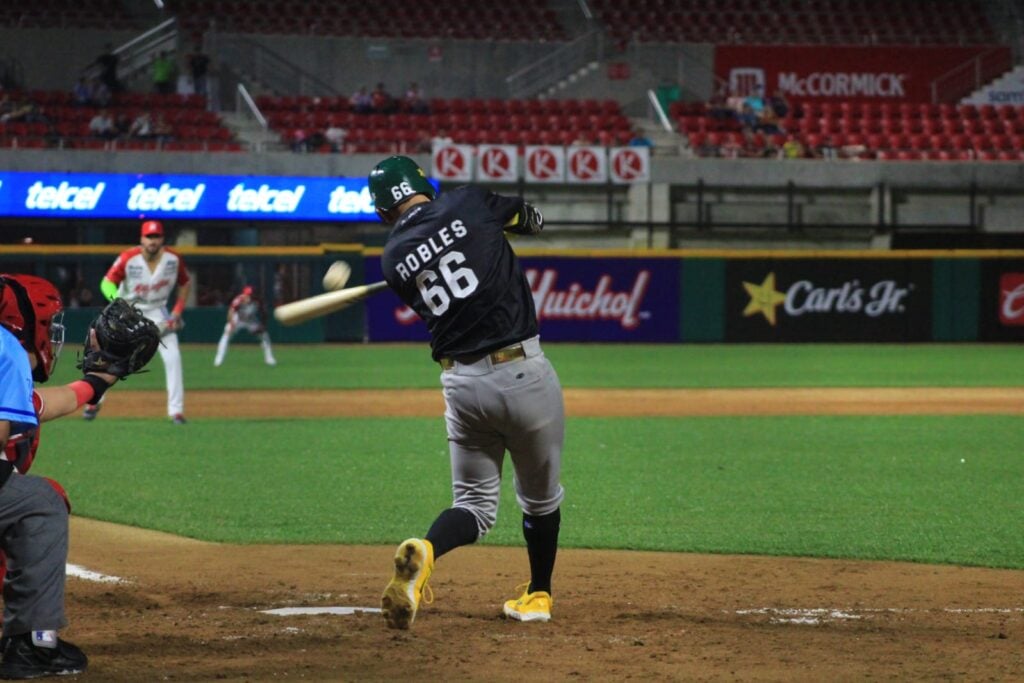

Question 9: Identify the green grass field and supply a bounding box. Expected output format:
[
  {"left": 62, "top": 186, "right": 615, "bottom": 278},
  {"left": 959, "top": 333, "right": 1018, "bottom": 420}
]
[{"left": 37, "top": 343, "right": 1024, "bottom": 569}]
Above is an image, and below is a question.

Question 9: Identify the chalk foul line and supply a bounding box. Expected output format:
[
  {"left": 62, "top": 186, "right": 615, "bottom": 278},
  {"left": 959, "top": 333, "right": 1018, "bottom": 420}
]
[
  {"left": 735, "top": 607, "right": 1024, "bottom": 625},
  {"left": 260, "top": 607, "right": 382, "bottom": 616}
]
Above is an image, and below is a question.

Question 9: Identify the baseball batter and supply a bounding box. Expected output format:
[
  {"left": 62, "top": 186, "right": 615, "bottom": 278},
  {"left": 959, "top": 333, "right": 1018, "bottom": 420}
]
[
  {"left": 213, "top": 286, "right": 276, "bottom": 367},
  {"left": 370, "top": 156, "right": 565, "bottom": 628},
  {"left": 84, "top": 220, "right": 190, "bottom": 424}
]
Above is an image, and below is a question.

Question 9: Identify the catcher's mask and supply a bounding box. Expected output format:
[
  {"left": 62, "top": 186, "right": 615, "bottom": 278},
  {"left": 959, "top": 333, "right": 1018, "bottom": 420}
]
[
  {"left": 368, "top": 155, "right": 436, "bottom": 215},
  {"left": 0, "top": 274, "right": 65, "bottom": 382}
]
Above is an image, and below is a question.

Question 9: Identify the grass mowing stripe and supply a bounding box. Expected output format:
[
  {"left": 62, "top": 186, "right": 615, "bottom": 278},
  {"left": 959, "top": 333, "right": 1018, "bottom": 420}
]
[
  {"left": 48, "top": 343, "right": 1024, "bottom": 389},
  {"left": 40, "top": 415, "right": 1024, "bottom": 569}
]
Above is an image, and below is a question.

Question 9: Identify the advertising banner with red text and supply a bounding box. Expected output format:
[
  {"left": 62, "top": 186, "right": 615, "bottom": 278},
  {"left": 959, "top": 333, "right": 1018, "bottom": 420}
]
[
  {"left": 978, "top": 260, "right": 1024, "bottom": 341},
  {"left": 365, "top": 255, "right": 679, "bottom": 342},
  {"left": 715, "top": 45, "right": 1010, "bottom": 102}
]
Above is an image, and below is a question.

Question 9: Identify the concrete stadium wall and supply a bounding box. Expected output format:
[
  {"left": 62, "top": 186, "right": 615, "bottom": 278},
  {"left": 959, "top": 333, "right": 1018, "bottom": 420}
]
[{"left": 0, "top": 150, "right": 1021, "bottom": 249}]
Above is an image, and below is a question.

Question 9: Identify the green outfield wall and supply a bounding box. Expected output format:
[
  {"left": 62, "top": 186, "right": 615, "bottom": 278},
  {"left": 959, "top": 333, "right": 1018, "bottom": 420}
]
[{"left": 2, "top": 246, "right": 1022, "bottom": 344}]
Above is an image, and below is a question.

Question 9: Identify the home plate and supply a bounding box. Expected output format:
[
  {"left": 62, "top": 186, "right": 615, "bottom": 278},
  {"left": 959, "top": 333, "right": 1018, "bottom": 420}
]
[{"left": 260, "top": 607, "right": 381, "bottom": 616}]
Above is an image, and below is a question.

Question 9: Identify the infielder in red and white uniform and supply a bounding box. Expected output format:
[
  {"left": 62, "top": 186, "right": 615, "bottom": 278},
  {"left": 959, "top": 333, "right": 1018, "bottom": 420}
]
[
  {"left": 83, "top": 220, "right": 190, "bottom": 424},
  {"left": 213, "top": 286, "right": 276, "bottom": 367}
]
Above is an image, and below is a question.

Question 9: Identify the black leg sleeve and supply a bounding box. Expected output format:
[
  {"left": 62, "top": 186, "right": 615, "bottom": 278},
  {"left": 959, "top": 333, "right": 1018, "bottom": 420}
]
[
  {"left": 523, "top": 508, "right": 560, "bottom": 595},
  {"left": 425, "top": 507, "right": 479, "bottom": 560}
]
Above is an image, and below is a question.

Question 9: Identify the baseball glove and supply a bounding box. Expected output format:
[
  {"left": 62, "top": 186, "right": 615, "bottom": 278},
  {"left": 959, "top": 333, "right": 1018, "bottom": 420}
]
[{"left": 77, "top": 298, "right": 161, "bottom": 380}]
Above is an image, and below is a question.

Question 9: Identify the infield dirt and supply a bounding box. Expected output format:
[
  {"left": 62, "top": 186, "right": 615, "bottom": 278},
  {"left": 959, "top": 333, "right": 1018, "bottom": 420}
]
[{"left": 64, "top": 388, "right": 1023, "bottom": 681}]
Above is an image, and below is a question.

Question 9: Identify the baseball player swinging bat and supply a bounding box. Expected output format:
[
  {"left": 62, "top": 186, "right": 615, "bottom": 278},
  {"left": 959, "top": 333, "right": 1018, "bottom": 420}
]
[{"left": 273, "top": 281, "right": 388, "bottom": 326}]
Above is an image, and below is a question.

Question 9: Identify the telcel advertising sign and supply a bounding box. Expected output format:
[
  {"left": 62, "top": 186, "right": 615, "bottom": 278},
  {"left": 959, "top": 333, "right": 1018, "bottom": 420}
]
[{"left": 0, "top": 171, "right": 413, "bottom": 221}]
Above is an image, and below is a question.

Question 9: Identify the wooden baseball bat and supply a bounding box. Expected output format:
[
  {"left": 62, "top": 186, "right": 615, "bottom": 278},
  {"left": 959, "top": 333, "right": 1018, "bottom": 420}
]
[{"left": 273, "top": 281, "right": 389, "bottom": 326}]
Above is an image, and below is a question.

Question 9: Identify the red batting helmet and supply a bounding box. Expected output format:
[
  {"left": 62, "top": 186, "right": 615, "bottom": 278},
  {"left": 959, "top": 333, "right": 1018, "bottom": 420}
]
[
  {"left": 242, "top": 286, "right": 253, "bottom": 296},
  {"left": 0, "top": 274, "right": 65, "bottom": 382}
]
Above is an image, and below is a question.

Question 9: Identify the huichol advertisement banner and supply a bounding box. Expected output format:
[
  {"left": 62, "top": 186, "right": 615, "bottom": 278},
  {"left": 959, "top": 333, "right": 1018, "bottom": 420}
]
[{"left": 365, "top": 256, "right": 679, "bottom": 343}]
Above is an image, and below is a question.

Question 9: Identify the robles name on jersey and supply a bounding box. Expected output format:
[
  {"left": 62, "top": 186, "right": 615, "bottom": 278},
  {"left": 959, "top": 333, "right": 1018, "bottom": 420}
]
[{"left": 393, "top": 218, "right": 468, "bottom": 282}]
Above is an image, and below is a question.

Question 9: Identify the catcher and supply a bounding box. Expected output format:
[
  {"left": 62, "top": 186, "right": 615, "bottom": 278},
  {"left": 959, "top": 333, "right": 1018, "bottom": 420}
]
[
  {"left": 0, "top": 275, "right": 159, "bottom": 679},
  {"left": 213, "top": 286, "right": 276, "bottom": 367}
]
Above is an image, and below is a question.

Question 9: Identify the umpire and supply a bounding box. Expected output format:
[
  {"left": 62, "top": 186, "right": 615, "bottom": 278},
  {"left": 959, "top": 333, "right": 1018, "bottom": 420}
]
[{"left": 370, "top": 156, "right": 565, "bottom": 628}]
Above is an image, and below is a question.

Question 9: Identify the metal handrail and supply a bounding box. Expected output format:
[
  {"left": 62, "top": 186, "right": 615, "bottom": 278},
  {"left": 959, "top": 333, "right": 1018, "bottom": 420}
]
[
  {"left": 647, "top": 89, "right": 673, "bottom": 132},
  {"left": 113, "top": 18, "right": 177, "bottom": 55},
  {"left": 236, "top": 83, "right": 267, "bottom": 129},
  {"left": 215, "top": 34, "right": 337, "bottom": 96},
  {"left": 929, "top": 47, "right": 1010, "bottom": 103},
  {"left": 505, "top": 29, "right": 604, "bottom": 98}
]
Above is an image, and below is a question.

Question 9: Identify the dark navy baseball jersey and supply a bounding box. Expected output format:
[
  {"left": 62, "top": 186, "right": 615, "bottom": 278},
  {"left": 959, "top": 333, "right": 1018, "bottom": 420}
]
[{"left": 381, "top": 185, "right": 538, "bottom": 361}]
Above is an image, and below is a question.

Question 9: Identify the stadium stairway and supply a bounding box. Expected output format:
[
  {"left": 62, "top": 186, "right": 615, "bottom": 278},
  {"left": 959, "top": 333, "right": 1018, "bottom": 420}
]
[
  {"left": 219, "top": 111, "right": 272, "bottom": 152},
  {"left": 963, "top": 65, "right": 1024, "bottom": 105}
]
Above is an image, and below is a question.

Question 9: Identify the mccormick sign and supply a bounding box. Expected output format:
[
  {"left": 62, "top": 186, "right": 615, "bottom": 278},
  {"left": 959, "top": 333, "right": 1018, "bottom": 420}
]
[
  {"left": 365, "top": 256, "right": 679, "bottom": 342},
  {"left": 715, "top": 45, "right": 1011, "bottom": 102}
]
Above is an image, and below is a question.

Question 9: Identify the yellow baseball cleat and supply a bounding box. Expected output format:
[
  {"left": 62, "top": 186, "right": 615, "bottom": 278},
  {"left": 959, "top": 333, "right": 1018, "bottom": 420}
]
[
  {"left": 502, "top": 584, "right": 552, "bottom": 622},
  {"left": 381, "top": 538, "right": 434, "bottom": 629}
]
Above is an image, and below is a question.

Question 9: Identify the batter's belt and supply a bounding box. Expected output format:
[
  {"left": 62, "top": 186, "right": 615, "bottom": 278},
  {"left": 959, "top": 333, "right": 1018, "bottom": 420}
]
[{"left": 439, "top": 340, "right": 531, "bottom": 371}]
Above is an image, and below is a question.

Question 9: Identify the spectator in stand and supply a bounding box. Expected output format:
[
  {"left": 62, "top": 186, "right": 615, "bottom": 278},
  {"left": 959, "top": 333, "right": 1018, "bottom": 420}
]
[
  {"left": 725, "top": 89, "right": 747, "bottom": 119},
  {"left": 88, "top": 109, "right": 117, "bottom": 139},
  {"left": 708, "top": 93, "right": 735, "bottom": 122},
  {"left": 350, "top": 86, "right": 372, "bottom": 114},
  {"left": 744, "top": 85, "right": 766, "bottom": 117},
  {"left": 324, "top": 118, "right": 347, "bottom": 152},
  {"left": 738, "top": 102, "right": 758, "bottom": 130},
  {"left": 404, "top": 82, "right": 429, "bottom": 114},
  {"left": 129, "top": 111, "right": 154, "bottom": 139},
  {"left": 817, "top": 135, "right": 838, "bottom": 160},
  {"left": 151, "top": 51, "right": 176, "bottom": 95},
  {"left": 768, "top": 89, "right": 790, "bottom": 119},
  {"left": 720, "top": 134, "right": 742, "bottom": 159},
  {"left": 188, "top": 43, "right": 210, "bottom": 97},
  {"left": 371, "top": 82, "right": 395, "bottom": 114},
  {"left": 88, "top": 78, "right": 111, "bottom": 107},
  {"left": 431, "top": 128, "right": 453, "bottom": 146},
  {"left": 782, "top": 135, "right": 806, "bottom": 159},
  {"left": 114, "top": 112, "right": 132, "bottom": 138},
  {"left": 152, "top": 113, "right": 174, "bottom": 143},
  {"left": 0, "top": 98, "right": 37, "bottom": 124},
  {"left": 756, "top": 105, "right": 783, "bottom": 135},
  {"left": 628, "top": 133, "right": 653, "bottom": 147},
  {"left": 92, "top": 43, "right": 121, "bottom": 94},
  {"left": 72, "top": 78, "right": 91, "bottom": 107}
]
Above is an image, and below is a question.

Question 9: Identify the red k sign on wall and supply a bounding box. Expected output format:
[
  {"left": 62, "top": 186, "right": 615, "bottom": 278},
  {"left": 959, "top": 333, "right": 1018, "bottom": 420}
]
[
  {"left": 715, "top": 45, "right": 1010, "bottom": 102},
  {"left": 524, "top": 145, "right": 565, "bottom": 183},
  {"left": 609, "top": 146, "right": 649, "bottom": 184},
  {"left": 476, "top": 144, "right": 518, "bottom": 183},
  {"left": 566, "top": 146, "right": 607, "bottom": 184},
  {"left": 431, "top": 143, "right": 474, "bottom": 182}
]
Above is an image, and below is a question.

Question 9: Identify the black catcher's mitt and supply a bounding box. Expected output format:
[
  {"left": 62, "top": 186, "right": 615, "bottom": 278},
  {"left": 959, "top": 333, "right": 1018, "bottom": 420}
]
[{"left": 77, "top": 298, "right": 161, "bottom": 380}]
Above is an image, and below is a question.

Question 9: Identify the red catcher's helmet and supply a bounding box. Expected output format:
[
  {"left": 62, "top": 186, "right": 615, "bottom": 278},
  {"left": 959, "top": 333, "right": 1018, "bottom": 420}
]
[{"left": 0, "top": 274, "right": 65, "bottom": 382}]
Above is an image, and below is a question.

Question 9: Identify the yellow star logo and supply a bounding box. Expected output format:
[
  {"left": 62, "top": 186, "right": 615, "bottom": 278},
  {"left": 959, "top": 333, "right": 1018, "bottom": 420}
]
[{"left": 742, "top": 272, "right": 787, "bottom": 326}]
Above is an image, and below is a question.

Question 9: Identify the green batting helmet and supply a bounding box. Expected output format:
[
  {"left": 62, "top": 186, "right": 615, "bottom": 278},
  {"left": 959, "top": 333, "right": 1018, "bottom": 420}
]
[{"left": 368, "top": 155, "right": 436, "bottom": 211}]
